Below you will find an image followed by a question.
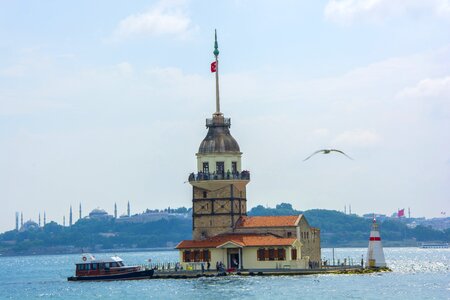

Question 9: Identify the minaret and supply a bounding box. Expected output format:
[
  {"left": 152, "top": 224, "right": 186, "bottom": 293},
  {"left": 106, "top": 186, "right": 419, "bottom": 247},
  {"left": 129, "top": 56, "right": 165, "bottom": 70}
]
[
  {"left": 79, "top": 203, "right": 82, "bottom": 220},
  {"left": 69, "top": 205, "right": 73, "bottom": 226},
  {"left": 127, "top": 201, "right": 130, "bottom": 217},
  {"left": 15, "top": 212, "right": 19, "bottom": 231},
  {"left": 114, "top": 203, "right": 118, "bottom": 219},
  {"left": 39, "top": 213, "right": 41, "bottom": 227},
  {"left": 349, "top": 204, "right": 352, "bottom": 215},
  {"left": 20, "top": 212, "right": 23, "bottom": 228},
  {"left": 44, "top": 211, "right": 46, "bottom": 226},
  {"left": 189, "top": 30, "right": 250, "bottom": 240},
  {"left": 63, "top": 215, "right": 66, "bottom": 227},
  {"left": 366, "top": 218, "right": 386, "bottom": 268}
]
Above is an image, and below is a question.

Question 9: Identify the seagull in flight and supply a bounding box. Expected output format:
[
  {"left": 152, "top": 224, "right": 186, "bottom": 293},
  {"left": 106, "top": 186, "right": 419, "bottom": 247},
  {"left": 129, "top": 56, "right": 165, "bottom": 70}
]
[{"left": 303, "top": 149, "right": 353, "bottom": 161}]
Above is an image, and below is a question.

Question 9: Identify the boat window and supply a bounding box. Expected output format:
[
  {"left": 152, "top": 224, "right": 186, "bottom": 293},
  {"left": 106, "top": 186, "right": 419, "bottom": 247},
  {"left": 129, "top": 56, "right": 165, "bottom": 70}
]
[
  {"left": 91, "top": 263, "right": 97, "bottom": 270},
  {"left": 105, "top": 263, "right": 110, "bottom": 269},
  {"left": 111, "top": 262, "right": 117, "bottom": 268},
  {"left": 119, "top": 262, "right": 124, "bottom": 267},
  {"left": 86, "top": 264, "right": 90, "bottom": 270}
]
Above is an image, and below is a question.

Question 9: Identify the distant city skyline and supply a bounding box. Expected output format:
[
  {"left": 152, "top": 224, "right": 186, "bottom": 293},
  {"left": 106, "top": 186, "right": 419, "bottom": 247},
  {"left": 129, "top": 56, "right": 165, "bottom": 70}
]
[
  {"left": 11, "top": 201, "right": 445, "bottom": 232},
  {"left": 1, "top": 1, "right": 450, "bottom": 232}
]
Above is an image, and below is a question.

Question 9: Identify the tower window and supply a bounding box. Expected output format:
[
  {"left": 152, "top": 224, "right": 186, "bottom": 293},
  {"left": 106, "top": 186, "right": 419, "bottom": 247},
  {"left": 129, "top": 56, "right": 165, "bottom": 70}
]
[
  {"left": 203, "top": 191, "right": 207, "bottom": 198},
  {"left": 203, "top": 162, "right": 209, "bottom": 174},
  {"left": 232, "top": 161, "right": 237, "bottom": 173},
  {"left": 216, "top": 162, "right": 225, "bottom": 176}
]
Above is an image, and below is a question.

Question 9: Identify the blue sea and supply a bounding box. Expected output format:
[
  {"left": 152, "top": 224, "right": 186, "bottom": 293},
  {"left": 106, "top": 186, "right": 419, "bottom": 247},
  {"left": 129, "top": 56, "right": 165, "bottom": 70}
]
[{"left": 0, "top": 247, "right": 448, "bottom": 299}]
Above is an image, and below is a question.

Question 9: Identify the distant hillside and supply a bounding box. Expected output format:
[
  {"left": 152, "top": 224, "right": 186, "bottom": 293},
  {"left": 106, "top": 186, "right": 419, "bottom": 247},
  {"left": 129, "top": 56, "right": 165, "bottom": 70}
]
[
  {"left": 249, "top": 203, "right": 450, "bottom": 246},
  {"left": 0, "top": 217, "right": 191, "bottom": 255},
  {"left": 1, "top": 203, "right": 449, "bottom": 255}
]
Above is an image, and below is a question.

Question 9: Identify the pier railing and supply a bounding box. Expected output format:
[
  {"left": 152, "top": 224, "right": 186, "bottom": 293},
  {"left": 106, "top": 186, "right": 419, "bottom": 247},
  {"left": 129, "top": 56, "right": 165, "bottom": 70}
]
[{"left": 188, "top": 171, "right": 250, "bottom": 182}]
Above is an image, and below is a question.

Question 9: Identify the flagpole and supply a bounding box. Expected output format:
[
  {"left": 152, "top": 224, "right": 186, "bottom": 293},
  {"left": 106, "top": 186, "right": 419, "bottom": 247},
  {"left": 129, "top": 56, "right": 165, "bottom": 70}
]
[{"left": 214, "top": 29, "right": 221, "bottom": 115}]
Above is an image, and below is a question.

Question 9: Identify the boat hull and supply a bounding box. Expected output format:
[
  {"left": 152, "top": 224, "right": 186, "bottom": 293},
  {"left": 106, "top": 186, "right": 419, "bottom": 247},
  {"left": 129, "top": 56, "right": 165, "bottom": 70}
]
[{"left": 68, "top": 269, "right": 154, "bottom": 281}]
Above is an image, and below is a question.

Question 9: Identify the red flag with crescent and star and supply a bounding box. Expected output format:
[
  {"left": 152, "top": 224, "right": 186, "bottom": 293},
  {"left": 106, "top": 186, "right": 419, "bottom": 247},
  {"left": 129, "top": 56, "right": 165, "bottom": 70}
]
[{"left": 211, "top": 61, "right": 217, "bottom": 73}]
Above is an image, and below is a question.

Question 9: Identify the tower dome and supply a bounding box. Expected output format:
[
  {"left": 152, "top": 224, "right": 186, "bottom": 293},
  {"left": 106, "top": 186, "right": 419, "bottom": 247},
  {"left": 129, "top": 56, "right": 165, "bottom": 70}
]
[{"left": 198, "top": 115, "right": 240, "bottom": 154}]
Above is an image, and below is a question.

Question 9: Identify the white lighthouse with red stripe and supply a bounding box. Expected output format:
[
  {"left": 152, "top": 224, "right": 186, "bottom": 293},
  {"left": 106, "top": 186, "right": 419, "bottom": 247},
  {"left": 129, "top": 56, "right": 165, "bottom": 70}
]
[{"left": 366, "top": 218, "right": 386, "bottom": 268}]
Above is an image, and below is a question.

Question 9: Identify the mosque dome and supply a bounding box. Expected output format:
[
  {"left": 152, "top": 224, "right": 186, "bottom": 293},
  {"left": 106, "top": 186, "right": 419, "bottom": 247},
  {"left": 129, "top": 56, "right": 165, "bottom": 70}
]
[
  {"left": 89, "top": 208, "right": 110, "bottom": 219},
  {"left": 21, "top": 220, "right": 40, "bottom": 231},
  {"left": 198, "top": 115, "right": 241, "bottom": 154}
]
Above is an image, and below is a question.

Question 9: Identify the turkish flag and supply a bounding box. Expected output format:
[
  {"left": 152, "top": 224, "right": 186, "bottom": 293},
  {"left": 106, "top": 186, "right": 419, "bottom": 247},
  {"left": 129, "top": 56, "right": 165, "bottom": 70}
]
[
  {"left": 398, "top": 209, "right": 405, "bottom": 217},
  {"left": 211, "top": 61, "right": 217, "bottom": 73}
]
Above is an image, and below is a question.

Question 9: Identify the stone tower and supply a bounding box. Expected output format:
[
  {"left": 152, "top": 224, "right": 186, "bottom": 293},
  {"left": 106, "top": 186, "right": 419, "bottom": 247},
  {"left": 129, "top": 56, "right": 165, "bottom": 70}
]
[{"left": 189, "top": 30, "right": 250, "bottom": 240}]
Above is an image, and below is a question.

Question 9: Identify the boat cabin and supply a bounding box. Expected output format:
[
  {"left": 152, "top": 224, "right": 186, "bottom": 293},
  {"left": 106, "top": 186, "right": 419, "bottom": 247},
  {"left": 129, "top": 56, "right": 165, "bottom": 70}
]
[{"left": 75, "top": 255, "right": 140, "bottom": 277}]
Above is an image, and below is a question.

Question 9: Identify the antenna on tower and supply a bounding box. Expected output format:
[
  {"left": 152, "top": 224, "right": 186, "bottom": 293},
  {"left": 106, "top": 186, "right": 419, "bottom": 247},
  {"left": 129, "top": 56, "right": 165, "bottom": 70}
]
[{"left": 212, "top": 29, "right": 222, "bottom": 116}]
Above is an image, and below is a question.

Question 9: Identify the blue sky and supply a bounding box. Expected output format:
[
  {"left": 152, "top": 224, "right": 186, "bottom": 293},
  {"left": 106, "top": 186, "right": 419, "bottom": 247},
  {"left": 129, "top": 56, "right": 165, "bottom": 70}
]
[{"left": 1, "top": 0, "right": 450, "bottom": 231}]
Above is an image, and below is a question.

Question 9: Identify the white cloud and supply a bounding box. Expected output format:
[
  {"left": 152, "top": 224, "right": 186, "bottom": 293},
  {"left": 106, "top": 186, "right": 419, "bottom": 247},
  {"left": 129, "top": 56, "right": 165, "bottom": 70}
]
[
  {"left": 113, "top": 0, "right": 193, "bottom": 40},
  {"left": 333, "top": 129, "right": 381, "bottom": 147},
  {"left": 397, "top": 76, "right": 450, "bottom": 99},
  {"left": 312, "top": 128, "right": 330, "bottom": 137},
  {"left": 0, "top": 64, "right": 27, "bottom": 77},
  {"left": 324, "top": 0, "right": 450, "bottom": 24},
  {"left": 115, "top": 62, "right": 133, "bottom": 76}
]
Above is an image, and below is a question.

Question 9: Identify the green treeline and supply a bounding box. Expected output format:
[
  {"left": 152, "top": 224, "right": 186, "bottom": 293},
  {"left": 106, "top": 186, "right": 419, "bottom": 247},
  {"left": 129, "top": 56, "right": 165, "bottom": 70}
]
[
  {"left": 1, "top": 204, "right": 449, "bottom": 255},
  {"left": 0, "top": 217, "right": 191, "bottom": 254},
  {"left": 248, "top": 203, "right": 450, "bottom": 246}
]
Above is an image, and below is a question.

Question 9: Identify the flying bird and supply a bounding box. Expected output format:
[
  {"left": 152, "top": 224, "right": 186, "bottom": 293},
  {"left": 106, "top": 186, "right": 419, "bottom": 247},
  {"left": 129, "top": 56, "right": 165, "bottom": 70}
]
[{"left": 303, "top": 149, "right": 353, "bottom": 161}]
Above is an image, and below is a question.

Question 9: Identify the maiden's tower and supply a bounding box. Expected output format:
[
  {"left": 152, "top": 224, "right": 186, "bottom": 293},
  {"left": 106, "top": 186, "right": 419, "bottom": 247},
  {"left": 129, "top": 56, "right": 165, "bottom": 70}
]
[{"left": 177, "top": 31, "right": 321, "bottom": 270}]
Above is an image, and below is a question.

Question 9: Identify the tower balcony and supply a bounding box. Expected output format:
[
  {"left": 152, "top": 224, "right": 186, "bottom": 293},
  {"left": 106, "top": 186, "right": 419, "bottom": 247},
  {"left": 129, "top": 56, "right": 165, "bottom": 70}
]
[
  {"left": 206, "top": 117, "right": 231, "bottom": 128},
  {"left": 188, "top": 170, "right": 250, "bottom": 182}
]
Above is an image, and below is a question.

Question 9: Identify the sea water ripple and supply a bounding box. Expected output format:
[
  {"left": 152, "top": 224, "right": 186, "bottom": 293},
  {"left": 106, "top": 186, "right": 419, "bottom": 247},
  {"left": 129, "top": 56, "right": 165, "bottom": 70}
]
[{"left": 0, "top": 247, "right": 448, "bottom": 299}]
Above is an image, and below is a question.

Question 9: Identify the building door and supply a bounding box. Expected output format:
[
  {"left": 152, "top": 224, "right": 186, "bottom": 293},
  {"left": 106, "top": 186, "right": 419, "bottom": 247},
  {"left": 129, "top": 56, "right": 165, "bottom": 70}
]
[{"left": 227, "top": 248, "right": 240, "bottom": 270}]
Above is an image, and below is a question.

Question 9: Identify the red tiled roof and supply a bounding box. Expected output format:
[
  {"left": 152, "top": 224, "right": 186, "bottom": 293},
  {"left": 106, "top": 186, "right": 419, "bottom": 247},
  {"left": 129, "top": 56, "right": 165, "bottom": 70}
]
[
  {"left": 235, "top": 215, "right": 301, "bottom": 228},
  {"left": 175, "top": 234, "right": 297, "bottom": 249}
]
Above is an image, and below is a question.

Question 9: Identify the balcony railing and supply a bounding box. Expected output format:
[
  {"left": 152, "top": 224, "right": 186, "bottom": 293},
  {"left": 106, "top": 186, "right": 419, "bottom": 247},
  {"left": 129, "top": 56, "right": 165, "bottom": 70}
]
[
  {"left": 206, "top": 117, "right": 231, "bottom": 128},
  {"left": 188, "top": 170, "right": 250, "bottom": 182}
]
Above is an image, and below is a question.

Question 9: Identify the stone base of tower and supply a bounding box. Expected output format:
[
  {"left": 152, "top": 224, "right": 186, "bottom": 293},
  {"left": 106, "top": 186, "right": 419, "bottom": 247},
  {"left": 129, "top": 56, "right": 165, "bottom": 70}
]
[{"left": 191, "top": 180, "right": 248, "bottom": 240}]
